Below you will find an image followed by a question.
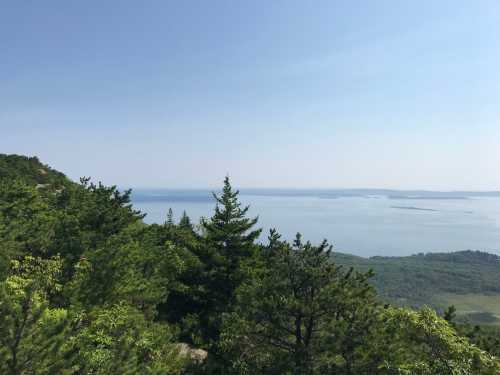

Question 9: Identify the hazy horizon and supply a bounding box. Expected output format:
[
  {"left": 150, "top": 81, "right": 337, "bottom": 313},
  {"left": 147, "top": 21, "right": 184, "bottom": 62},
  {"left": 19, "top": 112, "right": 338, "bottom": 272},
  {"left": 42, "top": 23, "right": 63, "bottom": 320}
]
[
  {"left": 131, "top": 188, "right": 500, "bottom": 256},
  {"left": 2, "top": 1, "right": 500, "bottom": 190},
  {"left": 128, "top": 186, "right": 500, "bottom": 193}
]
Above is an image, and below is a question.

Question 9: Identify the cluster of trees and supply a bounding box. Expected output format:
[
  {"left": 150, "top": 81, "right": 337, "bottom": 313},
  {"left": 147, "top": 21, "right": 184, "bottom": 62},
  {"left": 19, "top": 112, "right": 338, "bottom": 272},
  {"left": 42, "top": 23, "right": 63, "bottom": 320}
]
[
  {"left": 0, "top": 155, "right": 499, "bottom": 374},
  {"left": 0, "top": 154, "right": 67, "bottom": 188},
  {"left": 333, "top": 250, "right": 500, "bottom": 312}
]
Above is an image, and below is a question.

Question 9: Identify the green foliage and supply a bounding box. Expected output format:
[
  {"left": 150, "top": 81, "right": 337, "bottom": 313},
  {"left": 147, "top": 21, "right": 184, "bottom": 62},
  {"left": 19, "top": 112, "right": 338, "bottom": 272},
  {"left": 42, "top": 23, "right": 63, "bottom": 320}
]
[
  {"left": 53, "top": 177, "right": 145, "bottom": 252},
  {"left": 218, "top": 231, "right": 380, "bottom": 374},
  {"left": 0, "top": 256, "right": 75, "bottom": 374},
  {"left": 147, "top": 219, "right": 207, "bottom": 344},
  {"left": 179, "top": 210, "right": 194, "bottom": 230},
  {"left": 1, "top": 155, "right": 499, "bottom": 374},
  {"left": 333, "top": 250, "right": 500, "bottom": 312},
  {"left": 67, "top": 226, "right": 185, "bottom": 315},
  {"left": 0, "top": 174, "right": 145, "bottom": 283},
  {"left": 202, "top": 176, "right": 262, "bottom": 255},
  {"left": 466, "top": 325, "right": 500, "bottom": 357},
  {"left": 198, "top": 176, "right": 262, "bottom": 344},
  {"left": 69, "top": 303, "right": 187, "bottom": 375},
  {"left": 0, "top": 159, "right": 193, "bottom": 374},
  {"left": 218, "top": 233, "right": 500, "bottom": 374},
  {"left": 0, "top": 154, "right": 69, "bottom": 189},
  {"left": 0, "top": 181, "right": 57, "bottom": 264},
  {"left": 445, "top": 306, "right": 500, "bottom": 357},
  {"left": 376, "top": 307, "right": 500, "bottom": 374}
]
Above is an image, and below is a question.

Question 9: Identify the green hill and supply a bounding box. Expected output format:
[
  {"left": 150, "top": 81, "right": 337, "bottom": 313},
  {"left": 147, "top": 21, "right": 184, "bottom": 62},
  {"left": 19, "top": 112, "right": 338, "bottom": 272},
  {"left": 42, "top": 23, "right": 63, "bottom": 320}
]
[
  {"left": 0, "top": 154, "right": 70, "bottom": 188},
  {"left": 333, "top": 250, "right": 500, "bottom": 324}
]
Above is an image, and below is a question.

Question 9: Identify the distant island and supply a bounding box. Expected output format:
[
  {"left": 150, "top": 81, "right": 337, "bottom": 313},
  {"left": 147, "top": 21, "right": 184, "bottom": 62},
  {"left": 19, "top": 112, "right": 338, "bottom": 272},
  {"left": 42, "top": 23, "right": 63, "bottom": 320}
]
[{"left": 391, "top": 205, "right": 439, "bottom": 212}]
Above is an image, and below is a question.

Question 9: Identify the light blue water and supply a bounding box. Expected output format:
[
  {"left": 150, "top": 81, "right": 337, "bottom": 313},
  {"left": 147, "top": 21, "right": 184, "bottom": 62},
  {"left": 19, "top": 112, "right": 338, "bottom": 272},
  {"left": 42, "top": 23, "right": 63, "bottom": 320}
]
[{"left": 131, "top": 189, "right": 500, "bottom": 257}]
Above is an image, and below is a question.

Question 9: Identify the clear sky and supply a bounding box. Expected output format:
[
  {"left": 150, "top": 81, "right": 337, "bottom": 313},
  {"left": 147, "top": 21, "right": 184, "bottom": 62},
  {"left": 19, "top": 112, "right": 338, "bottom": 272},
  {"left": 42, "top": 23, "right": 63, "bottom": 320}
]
[{"left": 1, "top": 1, "right": 499, "bottom": 189}]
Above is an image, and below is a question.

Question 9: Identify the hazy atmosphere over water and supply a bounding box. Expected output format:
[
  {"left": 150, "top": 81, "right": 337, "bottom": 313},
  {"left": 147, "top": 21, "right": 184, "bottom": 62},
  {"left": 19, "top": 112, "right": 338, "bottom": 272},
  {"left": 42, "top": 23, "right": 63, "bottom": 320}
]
[
  {"left": 132, "top": 189, "right": 500, "bottom": 257},
  {"left": 2, "top": 1, "right": 500, "bottom": 190}
]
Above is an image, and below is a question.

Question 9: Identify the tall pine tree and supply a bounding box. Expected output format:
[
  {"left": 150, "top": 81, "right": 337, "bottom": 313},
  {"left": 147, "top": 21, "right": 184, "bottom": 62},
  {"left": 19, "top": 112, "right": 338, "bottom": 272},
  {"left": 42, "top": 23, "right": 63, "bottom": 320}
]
[
  {"left": 179, "top": 211, "right": 193, "bottom": 231},
  {"left": 199, "top": 176, "right": 261, "bottom": 343}
]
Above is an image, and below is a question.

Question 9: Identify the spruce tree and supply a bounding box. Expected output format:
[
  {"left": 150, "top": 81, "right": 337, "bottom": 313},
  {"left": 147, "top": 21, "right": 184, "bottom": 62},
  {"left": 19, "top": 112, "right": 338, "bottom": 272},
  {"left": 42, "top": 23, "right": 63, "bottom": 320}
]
[
  {"left": 202, "top": 176, "right": 261, "bottom": 286},
  {"left": 200, "top": 176, "right": 261, "bottom": 343},
  {"left": 179, "top": 211, "right": 193, "bottom": 231},
  {"left": 203, "top": 176, "right": 261, "bottom": 260},
  {"left": 166, "top": 208, "right": 174, "bottom": 226}
]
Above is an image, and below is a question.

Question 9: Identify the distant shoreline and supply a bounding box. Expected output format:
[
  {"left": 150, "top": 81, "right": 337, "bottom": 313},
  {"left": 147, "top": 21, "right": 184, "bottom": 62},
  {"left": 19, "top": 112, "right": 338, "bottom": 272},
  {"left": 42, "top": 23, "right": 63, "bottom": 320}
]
[{"left": 130, "top": 188, "right": 500, "bottom": 203}]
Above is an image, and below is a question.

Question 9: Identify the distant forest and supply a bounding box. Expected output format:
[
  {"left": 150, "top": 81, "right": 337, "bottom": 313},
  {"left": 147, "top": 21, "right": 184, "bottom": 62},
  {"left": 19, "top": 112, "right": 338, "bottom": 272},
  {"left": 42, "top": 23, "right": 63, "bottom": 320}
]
[
  {"left": 1, "top": 153, "right": 499, "bottom": 374},
  {"left": 334, "top": 250, "right": 500, "bottom": 317}
]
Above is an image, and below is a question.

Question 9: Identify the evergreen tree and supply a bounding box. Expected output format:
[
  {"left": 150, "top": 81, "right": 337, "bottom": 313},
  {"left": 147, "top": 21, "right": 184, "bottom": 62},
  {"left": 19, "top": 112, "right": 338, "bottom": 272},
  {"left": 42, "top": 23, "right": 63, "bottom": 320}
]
[
  {"left": 66, "top": 224, "right": 185, "bottom": 317},
  {"left": 444, "top": 305, "right": 457, "bottom": 326},
  {"left": 179, "top": 210, "right": 193, "bottom": 230},
  {"left": 147, "top": 220, "right": 206, "bottom": 345},
  {"left": 203, "top": 176, "right": 261, "bottom": 240},
  {"left": 219, "top": 231, "right": 380, "bottom": 374},
  {"left": 199, "top": 176, "right": 262, "bottom": 344},
  {"left": 0, "top": 180, "right": 57, "bottom": 262},
  {"left": 167, "top": 208, "right": 174, "bottom": 226}
]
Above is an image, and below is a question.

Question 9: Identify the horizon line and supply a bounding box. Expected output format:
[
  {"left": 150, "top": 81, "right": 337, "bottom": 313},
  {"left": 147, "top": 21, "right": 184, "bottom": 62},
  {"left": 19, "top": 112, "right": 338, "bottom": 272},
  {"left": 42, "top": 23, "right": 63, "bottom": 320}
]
[{"left": 124, "top": 186, "right": 500, "bottom": 194}]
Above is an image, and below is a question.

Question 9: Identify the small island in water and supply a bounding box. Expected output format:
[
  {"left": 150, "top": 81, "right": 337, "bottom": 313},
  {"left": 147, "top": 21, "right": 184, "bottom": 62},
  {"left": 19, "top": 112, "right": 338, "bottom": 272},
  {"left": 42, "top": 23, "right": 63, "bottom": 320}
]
[{"left": 391, "top": 205, "right": 439, "bottom": 212}]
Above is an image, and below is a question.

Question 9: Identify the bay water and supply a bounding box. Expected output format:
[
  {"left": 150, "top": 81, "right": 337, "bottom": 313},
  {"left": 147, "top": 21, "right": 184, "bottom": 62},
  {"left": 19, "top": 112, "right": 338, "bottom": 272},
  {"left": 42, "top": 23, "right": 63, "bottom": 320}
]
[{"left": 131, "top": 189, "right": 500, "bottom": 257}]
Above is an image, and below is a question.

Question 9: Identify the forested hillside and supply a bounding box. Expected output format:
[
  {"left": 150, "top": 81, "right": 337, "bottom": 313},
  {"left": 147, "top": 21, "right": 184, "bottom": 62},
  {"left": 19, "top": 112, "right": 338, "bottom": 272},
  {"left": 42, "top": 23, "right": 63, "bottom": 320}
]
[
  {"left": 0, "top": 153, "right": 69, "bottom": 188},
  {"left": 0, "top": 154, "right": 499, "bottom": 374},
  {"left": 334, "top": 251, "right": 500, "bottom": 323}
]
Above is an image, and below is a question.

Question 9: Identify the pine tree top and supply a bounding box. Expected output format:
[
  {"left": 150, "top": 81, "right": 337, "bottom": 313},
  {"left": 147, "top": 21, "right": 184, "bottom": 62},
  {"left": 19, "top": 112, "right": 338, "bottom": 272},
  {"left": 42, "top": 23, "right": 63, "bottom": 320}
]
[{"left": 203, "top": 176, "right": 261, "bottom": 248}]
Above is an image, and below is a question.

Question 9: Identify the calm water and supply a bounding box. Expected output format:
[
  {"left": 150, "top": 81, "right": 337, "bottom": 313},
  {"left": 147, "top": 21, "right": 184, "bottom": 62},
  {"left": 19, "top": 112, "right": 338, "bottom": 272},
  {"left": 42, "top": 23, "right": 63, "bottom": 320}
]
[{"left": 131, "top": 189, "right": 500, "bottom": 257}]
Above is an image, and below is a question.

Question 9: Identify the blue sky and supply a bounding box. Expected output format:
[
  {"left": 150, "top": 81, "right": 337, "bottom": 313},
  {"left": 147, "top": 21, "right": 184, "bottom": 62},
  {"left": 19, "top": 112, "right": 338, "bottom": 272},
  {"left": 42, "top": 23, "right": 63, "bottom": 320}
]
[{"left": 1, "top": 1, "right": 500, "bottom": 189}]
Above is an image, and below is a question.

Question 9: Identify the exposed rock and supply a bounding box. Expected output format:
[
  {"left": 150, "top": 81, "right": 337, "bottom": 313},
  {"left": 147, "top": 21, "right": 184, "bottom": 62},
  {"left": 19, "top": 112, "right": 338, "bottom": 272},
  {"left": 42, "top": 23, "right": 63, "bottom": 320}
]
[{"left": 177, "top": 343, "right": 208, "bottom": 364}]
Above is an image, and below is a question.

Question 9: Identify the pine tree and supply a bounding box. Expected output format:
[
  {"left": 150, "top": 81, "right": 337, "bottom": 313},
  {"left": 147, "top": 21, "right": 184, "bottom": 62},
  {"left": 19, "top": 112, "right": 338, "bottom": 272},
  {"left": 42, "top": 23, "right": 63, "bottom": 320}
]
[
  {"left": 166, "top": 208, "right": 174, "bottom": 226},
  {"left": 199, "top": 176, "right": 261, "bottom": 343},
  {"left": 179, "top": 211, "right": 193, "bottom": 231},
  {"left": 219, "top": 231, "right": 380, "bottom": 374},
  {"left": 202, "top": 176, "right": 261, "bottom": 262}
]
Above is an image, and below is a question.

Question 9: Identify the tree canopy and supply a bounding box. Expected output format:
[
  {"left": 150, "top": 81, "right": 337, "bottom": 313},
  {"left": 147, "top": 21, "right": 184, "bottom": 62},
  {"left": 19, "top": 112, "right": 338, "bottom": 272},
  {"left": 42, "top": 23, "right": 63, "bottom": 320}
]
[{"left": 0, "top": 154, "right": 498, "bottom": 374}]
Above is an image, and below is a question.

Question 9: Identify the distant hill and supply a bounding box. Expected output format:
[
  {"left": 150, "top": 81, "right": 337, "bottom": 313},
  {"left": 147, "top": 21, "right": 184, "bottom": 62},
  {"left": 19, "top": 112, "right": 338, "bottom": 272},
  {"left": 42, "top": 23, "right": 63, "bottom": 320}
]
[
  {"left": 333, "top": 250, "right": 500, "bottom": 324},
  {"left": 0, "top": 154, "right": 70, "bottom": 188}
]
